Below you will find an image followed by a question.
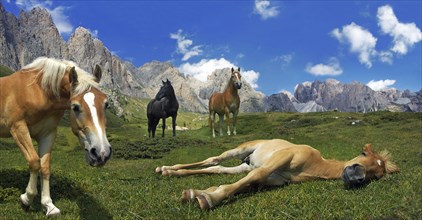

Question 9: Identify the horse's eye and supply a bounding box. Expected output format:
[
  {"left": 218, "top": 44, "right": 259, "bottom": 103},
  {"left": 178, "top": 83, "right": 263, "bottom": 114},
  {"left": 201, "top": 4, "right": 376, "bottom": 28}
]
[
  {"left": 105, "top": 102, "right": 109, "bottom": 109},
  {"left": 72, "top": 104, "right": 81, "bottom": 113},
  {"left": 361, "top": 152, "right": 367, "bottom": 156}
]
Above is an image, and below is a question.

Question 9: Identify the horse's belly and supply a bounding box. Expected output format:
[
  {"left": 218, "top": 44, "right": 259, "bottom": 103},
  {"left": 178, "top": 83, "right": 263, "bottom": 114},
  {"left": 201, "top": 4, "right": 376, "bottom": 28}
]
[{"left": 0, "top": 125, "right": 11, "bottom": 137}]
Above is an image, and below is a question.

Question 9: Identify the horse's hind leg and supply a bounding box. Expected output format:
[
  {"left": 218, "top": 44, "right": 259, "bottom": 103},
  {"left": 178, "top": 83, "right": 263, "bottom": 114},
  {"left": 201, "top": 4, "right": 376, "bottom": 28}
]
[
  {"left": 156, "top": 140, "right": 258, "bottom": 175},
  {"left": 164, "top": 163, "right": 251, "bottom": 177}
]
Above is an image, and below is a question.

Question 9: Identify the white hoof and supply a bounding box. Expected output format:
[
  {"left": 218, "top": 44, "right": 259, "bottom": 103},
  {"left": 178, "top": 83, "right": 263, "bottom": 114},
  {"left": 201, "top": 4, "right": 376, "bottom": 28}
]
[
  {"left": 44, "top": 203, "right": 61, "bottom": 217},
  {"left": 20, "top": 194, "right": 31, "bottom": 207}
]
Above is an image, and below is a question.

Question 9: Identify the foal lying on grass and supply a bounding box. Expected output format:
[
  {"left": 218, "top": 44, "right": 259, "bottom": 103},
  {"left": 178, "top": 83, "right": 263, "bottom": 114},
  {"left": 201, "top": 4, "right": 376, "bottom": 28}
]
[{"left": 156, "top": 139, "right": 399, "bottom": 209}]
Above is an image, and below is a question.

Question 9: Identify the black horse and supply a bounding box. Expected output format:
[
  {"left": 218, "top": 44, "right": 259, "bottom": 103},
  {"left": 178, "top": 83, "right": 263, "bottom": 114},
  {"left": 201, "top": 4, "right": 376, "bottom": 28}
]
[{"left": 147, "top": 79, "right": 179, "bottom": 138}]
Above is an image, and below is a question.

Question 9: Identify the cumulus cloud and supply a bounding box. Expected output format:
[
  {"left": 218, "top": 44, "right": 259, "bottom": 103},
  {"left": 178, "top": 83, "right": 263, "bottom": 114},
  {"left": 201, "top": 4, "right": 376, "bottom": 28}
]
[
  {"left": 15, "top": 0, "right": 73, "bottom": 35},
  {"left": 331, "top": 23, "right": 377, "bottom": 68},
  {"left": 170, "top": 29, "right": 203, "bottom": 61},
  {"left": 377, "top": 5, "right": 422, "bottom": 55},
  {"left": 367, "top": 79, "right": 396, "bottom": 91},
  {"left": 305, "top": 57, "right": 343, "bottom": 76},
  {"left": 178, "top": 58, "right": 260, "bottom": 89},
  {"left": 254, "top": 0, "right": 279, "bottom": 20},
  {"left": 271, "top": 53, "right": 293, "bottom": 67}
]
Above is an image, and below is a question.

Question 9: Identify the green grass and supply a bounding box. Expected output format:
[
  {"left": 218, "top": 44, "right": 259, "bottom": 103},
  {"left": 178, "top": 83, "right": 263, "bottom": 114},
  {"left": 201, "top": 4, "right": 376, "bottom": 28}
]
[
  {"left": 1, "top": 110, "right": 421, "bottom": 219},
  {"left": 0, "top": 64, "right": 14, "bottom": 77}
]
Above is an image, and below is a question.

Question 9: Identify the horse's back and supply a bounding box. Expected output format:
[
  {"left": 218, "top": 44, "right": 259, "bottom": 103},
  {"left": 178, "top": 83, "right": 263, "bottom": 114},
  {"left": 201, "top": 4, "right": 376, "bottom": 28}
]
[{"left": 249, "top": 139, "right": 320, "bottom": 168}]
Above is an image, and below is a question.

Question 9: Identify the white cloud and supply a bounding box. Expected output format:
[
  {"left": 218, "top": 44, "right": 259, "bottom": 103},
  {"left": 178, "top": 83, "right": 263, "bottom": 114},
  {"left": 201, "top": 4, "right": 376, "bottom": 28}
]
[
  {"left": 378, "top": 50, "right": 393, "bottom": 64},
  {"left": 87, "top": 28, "right": 99, "bottom": 38},
  {"left": 15, "top": 0, "right": 73, "bottom": 35},
  {"left": 377, "top": 5, "right": 422, "bottom": 55},
  {"left": 271, "top": 54, "right": 293, "bottom": 67},
  {"left": 367, "top": 79, "right": 396, "bottom": 91},
  {"left": 178, "top": 58, "right": 260, "bottom": 89},
  {"left": 331, "top": 23, "right": 377, "bottom": 68},
  {"left": 305, "top": 57, "right": 343, "bottom": 76},
  {"left": 254, "top": 0, "right": 279, "bottom": 20},
  {"left": 170, "top": 29, "right": 203, "bottom": 61}
]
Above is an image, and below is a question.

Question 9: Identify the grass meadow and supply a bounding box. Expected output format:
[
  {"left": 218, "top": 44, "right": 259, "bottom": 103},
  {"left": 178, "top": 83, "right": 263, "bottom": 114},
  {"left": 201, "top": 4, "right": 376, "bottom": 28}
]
[{"left": 0, "top": 109, "right": 421, "bottom": 219}]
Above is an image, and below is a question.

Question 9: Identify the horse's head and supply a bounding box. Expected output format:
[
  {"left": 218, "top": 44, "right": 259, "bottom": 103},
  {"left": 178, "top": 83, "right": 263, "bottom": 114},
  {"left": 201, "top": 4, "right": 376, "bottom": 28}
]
[
  {"left": 155, "top": 79, "right": 175, "bottom": 100},
  {"left": 231, "top": 67, "right": 242, "bottom": 90},
  {"left": 67, "top": 65, "right": 112, "bottom": 167},
  {"left": 342, "top": 144, "right": 399, "bottom": 188}
]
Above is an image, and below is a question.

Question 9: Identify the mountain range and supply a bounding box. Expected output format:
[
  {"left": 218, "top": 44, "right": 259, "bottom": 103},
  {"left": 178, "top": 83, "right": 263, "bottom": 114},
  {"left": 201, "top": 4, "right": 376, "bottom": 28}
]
[{"left": 1, "top": 3, "right": 421, "bottom": 114}]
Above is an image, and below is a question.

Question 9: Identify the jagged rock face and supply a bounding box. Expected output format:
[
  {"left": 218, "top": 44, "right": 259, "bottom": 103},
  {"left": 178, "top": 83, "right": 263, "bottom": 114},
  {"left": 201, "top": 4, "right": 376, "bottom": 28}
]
[
  {"left": 0, "top": 5, "right": 67, "bottom": 70},
  {"left": 198, "top": 68, "right": 266, "bottom": 112},
  {"left": 294, "top": 79, "right": 389, "bottom": 112},
  {"left": 264, "top": 93, "right": 296, "bottom": 112}
]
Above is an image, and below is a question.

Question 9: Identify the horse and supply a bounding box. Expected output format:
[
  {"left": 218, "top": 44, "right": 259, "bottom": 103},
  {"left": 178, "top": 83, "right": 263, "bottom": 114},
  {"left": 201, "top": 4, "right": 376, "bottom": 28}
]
[
  {"left": 0, "top": 57, "right": 112, "bottom": 216},
  {"left": 209, "top": 67, "right": 242, "bottom": 138},
  {"left": 155, "top": 139, "right": 399, "bottom": 209},
  {"left": 147, "top": 79, "right": 179, "bottom": 138}
]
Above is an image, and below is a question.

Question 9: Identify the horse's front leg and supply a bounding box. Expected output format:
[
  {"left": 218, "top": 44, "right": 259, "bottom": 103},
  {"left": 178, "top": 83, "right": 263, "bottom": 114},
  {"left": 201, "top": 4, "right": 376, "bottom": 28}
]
[
  {"left": 233, "top": 110, "right": 239, "bottom": 135},
  {"left": 172, "top": 115, "right": 177, "bottom": 137},
  {"left": 161, "top": 117, "right": 166, "bottom": 138},
  {"left": 224, "top": 109, "right": 231, "bottom": 136},
  {"left": 218, "top": 114, "right": 224, "bottom": 136},
  {"left": 193, "top": 151, "right": 294, "bottom": 209},
  {"left": 37, "top": 131, "right": 60, "bottom": 216},
  {"left": 9, "top": 122, "right": 40, "bottom": 211}
]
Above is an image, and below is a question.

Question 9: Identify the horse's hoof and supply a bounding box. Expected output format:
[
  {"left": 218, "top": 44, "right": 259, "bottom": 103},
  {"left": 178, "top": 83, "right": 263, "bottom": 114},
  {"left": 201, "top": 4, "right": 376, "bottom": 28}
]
[
  {"left": 155, "top": 166, "right": 162, "bottom": 173},
  {"left": 162, "top": 170, "right": 170, "bottom": 176},
  {"left": 181, "top": 189, "right": 195, "bottom": 203},
  {"left": 19, "top": 194, "right": 30, "bottom": 212},
  {"left": 19, "top": 199, "right": 30, "bottom": 212},
  {"left": 43, "top": 203, "right": 61, "bottom": 217},
  {"left": 196, "top": 193, "right": 213, "bottom": 210}
]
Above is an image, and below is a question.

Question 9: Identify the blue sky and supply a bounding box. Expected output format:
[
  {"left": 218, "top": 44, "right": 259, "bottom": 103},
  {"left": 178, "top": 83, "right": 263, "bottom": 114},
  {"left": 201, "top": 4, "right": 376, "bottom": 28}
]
[{"left": 3, "top": 0, "right": 422, "bottom": 95}]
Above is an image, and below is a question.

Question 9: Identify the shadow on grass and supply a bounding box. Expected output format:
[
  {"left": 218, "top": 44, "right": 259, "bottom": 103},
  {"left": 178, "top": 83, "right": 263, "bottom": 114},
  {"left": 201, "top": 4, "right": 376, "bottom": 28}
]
[{"left": 0, "top": 169, "right": 112, "bottom": 219}]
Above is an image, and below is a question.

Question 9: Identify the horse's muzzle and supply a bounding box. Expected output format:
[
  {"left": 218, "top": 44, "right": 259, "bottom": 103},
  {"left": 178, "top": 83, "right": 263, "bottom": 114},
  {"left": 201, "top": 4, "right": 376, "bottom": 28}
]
[
  {"left": 235, "top": 82, "right": 242, "bottom": 89},
  {"left": 85, "top": 146, "right": 112, "bottom": 167},
  {"left": 342, "top": 164, "right": 366, "bottom": 188}
]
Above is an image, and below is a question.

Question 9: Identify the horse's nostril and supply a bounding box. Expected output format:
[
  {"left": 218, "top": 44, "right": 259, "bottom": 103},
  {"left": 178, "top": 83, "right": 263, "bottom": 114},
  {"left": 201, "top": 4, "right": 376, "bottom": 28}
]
[{"left": 90, "top": 148, "right": 98, "bottom": 158}]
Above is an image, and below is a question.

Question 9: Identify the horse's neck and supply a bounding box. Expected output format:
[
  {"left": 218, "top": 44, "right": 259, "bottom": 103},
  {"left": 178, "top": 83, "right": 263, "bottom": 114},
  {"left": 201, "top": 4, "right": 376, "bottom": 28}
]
[
  {"left": 224, "top": 78, "right": 238, "bottom": 96},
  {"left": 312, "top": 159, "right": 345, "bottom": 180}
]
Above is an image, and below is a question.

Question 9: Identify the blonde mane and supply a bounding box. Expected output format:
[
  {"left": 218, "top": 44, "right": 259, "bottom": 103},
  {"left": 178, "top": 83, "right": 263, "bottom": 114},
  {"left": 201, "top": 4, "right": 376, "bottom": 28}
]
[
  {"left": 379, "top": 150, "right": 400, "bottom": 174},
  {"left": 22, "top": 57, "right": 100, "bottom": 98}
]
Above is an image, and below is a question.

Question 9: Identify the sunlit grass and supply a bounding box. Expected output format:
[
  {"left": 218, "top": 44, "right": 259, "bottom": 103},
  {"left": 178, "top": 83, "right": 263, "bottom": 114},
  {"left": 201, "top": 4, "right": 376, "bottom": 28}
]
[{"left": 1, "top": 111, "right": 421, "bottom": 219}]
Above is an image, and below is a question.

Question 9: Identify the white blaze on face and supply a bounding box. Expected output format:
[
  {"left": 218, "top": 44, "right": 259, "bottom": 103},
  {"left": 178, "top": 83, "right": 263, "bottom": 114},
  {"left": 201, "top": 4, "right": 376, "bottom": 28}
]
[
  {"left": 377, "top": 159, "right": 382, "bottom": 166},
  {"left": 83, "top": 92, "right": 104, "bottom": 146}
]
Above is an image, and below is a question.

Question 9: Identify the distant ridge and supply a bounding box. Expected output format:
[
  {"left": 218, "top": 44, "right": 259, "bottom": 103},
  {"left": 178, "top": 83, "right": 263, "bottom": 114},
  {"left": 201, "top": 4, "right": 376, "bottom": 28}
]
[{"left": 0, "top": 3, "right": 420, "bottom": 113}]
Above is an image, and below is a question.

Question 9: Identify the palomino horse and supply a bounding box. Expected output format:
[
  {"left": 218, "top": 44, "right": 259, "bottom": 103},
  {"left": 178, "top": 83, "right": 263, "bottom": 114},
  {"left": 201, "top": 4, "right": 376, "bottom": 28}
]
[
  {"left": 147, "top": 79, "right": 179, "bottom": 138},
  {"left": 156, "top": 139, "right": 399, "bottom": 209},
  {"left": 209, "top": 67, "right": 242, "bottom": 138},
  {"left": 0, "top": 57, "right": 112, "bottom": 216}
]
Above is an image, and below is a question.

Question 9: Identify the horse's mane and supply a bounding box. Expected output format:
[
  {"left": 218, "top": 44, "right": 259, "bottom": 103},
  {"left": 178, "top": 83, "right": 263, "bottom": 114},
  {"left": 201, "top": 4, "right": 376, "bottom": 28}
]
[
  {"left": 22, "top": 57, "right": 100, "bottom": 98},
  {"left": 379, "top": 150, "right": 400, "bottom": 174}
]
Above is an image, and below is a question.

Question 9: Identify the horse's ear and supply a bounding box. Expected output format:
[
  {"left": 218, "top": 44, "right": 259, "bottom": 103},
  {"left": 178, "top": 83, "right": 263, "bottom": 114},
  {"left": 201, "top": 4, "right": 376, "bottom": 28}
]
[
  {"left": 362, "top": 144, "right": 373, "bottom": 154},
  {"left": 238, "top": 67, "right": 240, "bottom": 72},
  {"left": 69, "top": 66, "right": 78, "bottom": 87},
  {"left": 231, "top": 67, "right": 234, "bottom": 73},
  {"left": 93, "top": 64, "right": 102, "bottom": 83},
  {"left": 162, "top": 80, "right": 165, "bottom": 85}
]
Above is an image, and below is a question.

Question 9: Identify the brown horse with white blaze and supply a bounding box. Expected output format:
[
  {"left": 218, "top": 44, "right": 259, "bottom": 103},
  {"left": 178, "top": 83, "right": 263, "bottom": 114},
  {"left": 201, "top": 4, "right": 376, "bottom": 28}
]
[
  {"left": 209, "top": 67, "right": 242, "bottom": 138},
  {"left": 0, "top": 57, "right": 112, "bottom": 216},
  {"left": 156, "top": 139, "right": 399, "bottom": 209}
]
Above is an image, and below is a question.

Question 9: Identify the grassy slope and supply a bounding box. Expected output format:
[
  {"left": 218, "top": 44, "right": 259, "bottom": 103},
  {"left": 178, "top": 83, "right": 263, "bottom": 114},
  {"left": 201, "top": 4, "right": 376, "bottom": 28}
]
[
  {"left": 0, "top": 64, "right": 14, "bottom": 77},
  {"left": 0, "top": 107, "right": 421, "bottom": 219}
]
